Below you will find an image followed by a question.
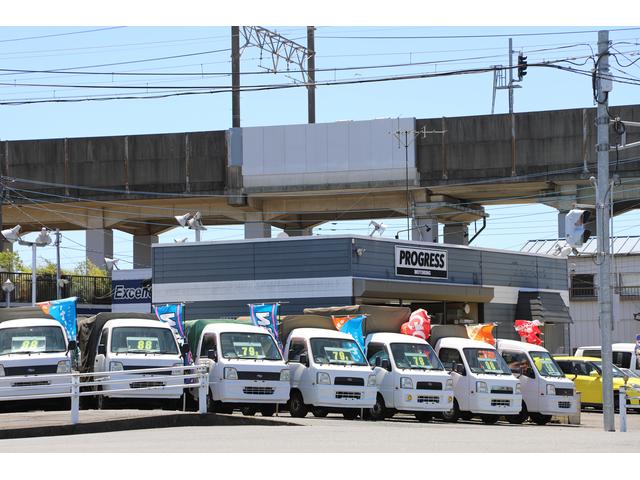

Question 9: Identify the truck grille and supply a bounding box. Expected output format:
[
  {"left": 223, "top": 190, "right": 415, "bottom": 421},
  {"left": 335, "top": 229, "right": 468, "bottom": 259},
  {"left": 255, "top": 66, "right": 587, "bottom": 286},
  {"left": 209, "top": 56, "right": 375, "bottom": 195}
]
[
  {"left": 490, "top": 399, "right": 511, "bottom": 407},
  {"left": 237, "top": 371, "right": 280, "bottom": 381},
  {"left": 130, "top": 381, "right": 165, "bottom": 389},
  {"left": 243, "top": 386, "right": 274, "bottom": 395},
  {"left": 416, "top": 381, "right": 442, "bottom": 390},
  {"left": 4, "top": 365, "right": 58, "bottom": 376},
  {"left": 417, "top": 395, "right": 440, "bottom": 404},
  {"left": 490, "top": 386, "right": 513, "bottom": 394},
  {"left": 555, "top": 388, "right": 574, "bottom": 397},
  {"left": 335, "top": 391, "right": 361, "bottom": 400},
  {"left": 334, "top": 377, "right": 365, "bottom": 386},
  {"left": 11, "top": 380, "right": 51, "bottom": 387},
  {"left": 558, "top": 401, "right": 572, "bottom": 409}
]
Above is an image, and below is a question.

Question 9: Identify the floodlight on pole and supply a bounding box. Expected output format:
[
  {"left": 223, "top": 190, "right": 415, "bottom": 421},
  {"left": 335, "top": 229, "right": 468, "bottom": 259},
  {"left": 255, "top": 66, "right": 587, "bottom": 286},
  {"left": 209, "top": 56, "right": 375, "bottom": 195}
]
[
  {"left": 368, "top": 220, "right": 386, "bottom": 237},
  {"left": 175, "top": 211, "right": 206, "bottom": 242},
  {"left": 1, "top": 225, "right": 21, "bottom": 243},
  {"left": 105, "top": 257, "right": 120, "bottom": 272},
  {"left": 174, "top": 237, "right": 188, "bottom": 244},
  {"left": 34, "top": 227, "right": 52, "bottom": 246}
]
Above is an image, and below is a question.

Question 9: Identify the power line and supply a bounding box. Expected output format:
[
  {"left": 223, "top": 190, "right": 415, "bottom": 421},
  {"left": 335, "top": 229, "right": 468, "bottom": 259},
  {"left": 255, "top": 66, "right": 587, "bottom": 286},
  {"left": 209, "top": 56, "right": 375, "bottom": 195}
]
[{"left": 0, "top": 27, "right": 126, "bottom": 44}]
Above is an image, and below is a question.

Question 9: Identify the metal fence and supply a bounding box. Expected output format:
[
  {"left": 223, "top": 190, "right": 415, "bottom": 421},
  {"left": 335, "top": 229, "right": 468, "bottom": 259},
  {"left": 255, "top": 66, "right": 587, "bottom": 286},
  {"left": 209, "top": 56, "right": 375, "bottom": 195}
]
[
  {"left": 569, "top": 287, "right": 597, "bottom": 299},
  {"left": 619, "top": 384, "right": 640, "bottom": 432},
  {"left": 0, "top": 272, "right": 112, "bottom": 304},
  {"left": 615, "top": 286, "right": 640, "bottom": 299},
  {"left": 0, "top": 365, "right": 209, "bottom": 424}
]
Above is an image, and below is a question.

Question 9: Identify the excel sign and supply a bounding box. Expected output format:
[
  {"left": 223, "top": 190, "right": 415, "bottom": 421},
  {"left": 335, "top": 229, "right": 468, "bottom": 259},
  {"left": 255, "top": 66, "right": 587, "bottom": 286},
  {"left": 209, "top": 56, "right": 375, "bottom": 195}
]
[{"left": 395, "top": 245, "right": 448, "bottom": 279}]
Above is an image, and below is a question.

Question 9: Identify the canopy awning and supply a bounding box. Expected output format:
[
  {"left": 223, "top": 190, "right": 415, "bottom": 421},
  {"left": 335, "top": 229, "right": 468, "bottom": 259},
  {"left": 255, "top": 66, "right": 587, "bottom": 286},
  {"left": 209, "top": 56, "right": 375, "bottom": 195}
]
[
  {"left": 515, "top": 291, "right": 572, "bottom": 324},
  {"left": 353, "top": 278, "right": 494, "bottom": 303}
]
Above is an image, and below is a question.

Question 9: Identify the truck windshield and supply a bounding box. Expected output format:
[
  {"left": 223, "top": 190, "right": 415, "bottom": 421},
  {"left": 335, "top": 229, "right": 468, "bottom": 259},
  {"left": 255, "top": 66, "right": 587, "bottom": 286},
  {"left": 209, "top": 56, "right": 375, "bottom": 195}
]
[
  {"left": 110, "top": 327, "right": 178, "bottom": 355},
  {"left": 463, "top": 348, "right": 512, "bottom": 375},
  {"left": 390, "top": 342, "right": 444, "bottom": 370},
  {"left": 310, "top": 338, "right": 367, "bottom": 366},
  {"left": 220, "top": 332, "right": 282, "bottom": 360},
  {"left": 529, "top": 351, "right": 564, "bottom": 378},
  {"left": 0, "top": 326, "right": 66, "bottom": 355}
]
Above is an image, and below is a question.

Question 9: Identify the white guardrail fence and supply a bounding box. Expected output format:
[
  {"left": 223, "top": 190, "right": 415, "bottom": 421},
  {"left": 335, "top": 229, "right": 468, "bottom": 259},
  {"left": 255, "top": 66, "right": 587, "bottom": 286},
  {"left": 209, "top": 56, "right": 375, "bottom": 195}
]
[
  {"left": 0, "top": 365, "right": 209, "bottom": 424},
  {"left": 619, "top": 384, "right": 640, "bottom": 433}
]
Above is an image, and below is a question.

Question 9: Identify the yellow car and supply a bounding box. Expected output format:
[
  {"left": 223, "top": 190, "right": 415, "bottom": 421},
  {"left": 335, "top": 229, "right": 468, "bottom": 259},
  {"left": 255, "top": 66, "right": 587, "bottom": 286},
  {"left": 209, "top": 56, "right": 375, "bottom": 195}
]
[{"left": 554, "top": 356, "right": 640, "bottom": 409}]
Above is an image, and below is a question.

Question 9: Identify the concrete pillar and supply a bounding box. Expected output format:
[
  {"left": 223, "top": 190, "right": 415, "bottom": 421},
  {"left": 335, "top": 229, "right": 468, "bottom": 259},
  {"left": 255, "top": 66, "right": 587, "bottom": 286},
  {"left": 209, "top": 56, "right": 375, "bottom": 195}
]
[
  {"left": 443, "top": 223, "right": 469, "bottom": 245},
  {"left": 133, "top": 234, "right": 158, "bottom": 268},
  {"left": 283, "top": 226, "right": 312, "bottom": 237},
  {"left": 86, "top": 229, "right": 113, "bottom": 269},
  {"left": 244, "top": 221, "right": 271, "bottom": 239},
  {"left": 411, "top": 217, "right": 438, "bottom": 242}
]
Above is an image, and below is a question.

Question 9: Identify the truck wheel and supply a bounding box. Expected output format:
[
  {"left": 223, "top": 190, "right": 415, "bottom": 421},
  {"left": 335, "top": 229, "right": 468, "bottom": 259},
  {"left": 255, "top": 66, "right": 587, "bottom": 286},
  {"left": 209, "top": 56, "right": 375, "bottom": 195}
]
[
  {"left": 529, "top": 413, "right": 552, "bottom": 426},
  {"left": 415, "top": 412, "right": 433, "bottom": 423},
  {"left": 507, "top": 403, "right": 528, "bottom": 424},
  {"left": 96, "top": 392, "right": 111, "bottom": 410},
  {"left": 311, "top": 407, "right": 329, "bottom": 418},
  {"left": 289, "top": 391, "right": 308, "bottom": 418},
  {"left": 260, "top": 405, "right": 277, "bottom": 417},
  {"left": 480, "top": 414, "right": 499, "bottom": 425},
  {"left": 241, "top": 406, "right": 257, "bottom": 416},
  {"left": 342, "top": 409, "right": 359, "bottom": 420},
  {"left": 368, "top": 394, "right": 388, "bottom": 421},
  {"left": 440, "top": 399, "right": 460, "bottom": 423}
]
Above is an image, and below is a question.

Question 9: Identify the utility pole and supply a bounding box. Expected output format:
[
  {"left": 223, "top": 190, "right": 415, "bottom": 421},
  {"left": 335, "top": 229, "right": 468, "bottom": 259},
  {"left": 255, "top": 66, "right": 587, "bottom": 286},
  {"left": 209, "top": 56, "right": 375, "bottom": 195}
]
[
  {"left": 55, "top": 228, "right": 61, "bottom": 299},
  {"left": 307, "top": 26, "right": 316, "bottom": 124},
  {"left": 231, "top": 26, "right": 241, "bottom": 128},
  {"left": 595, "top": 29, "right": 615, "bottom": 432},
  {"left": 509, "top": 38, "right": 517, "bottom": 176}
]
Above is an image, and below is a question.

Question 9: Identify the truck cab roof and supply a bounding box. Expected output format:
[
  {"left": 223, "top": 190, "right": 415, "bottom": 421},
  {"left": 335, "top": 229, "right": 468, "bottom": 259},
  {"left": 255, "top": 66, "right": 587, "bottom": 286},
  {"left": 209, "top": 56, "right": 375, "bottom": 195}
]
[
  {"left": 435, "top": 337, "right": 495, "bottom": 350},
  {"left": 366, "top": 332, "right": 427, "bottom": 345},
  {"left": 287, "top": 328, "right": 354, "bottom": 342},
  {"left": 201, "top": 323, "right": 271, "bottom": 335},
  {"left": 104, "top": 318, "right": 170, "bottom": 329},
  {"left": 495, "top": 339, "right": 550, "bottom": 353},
  {"left": 0, "top": 318, "right": 65, "bottom": 329},
  {"left": 577, "top": 343, "right": 636, "bottom": 353}
]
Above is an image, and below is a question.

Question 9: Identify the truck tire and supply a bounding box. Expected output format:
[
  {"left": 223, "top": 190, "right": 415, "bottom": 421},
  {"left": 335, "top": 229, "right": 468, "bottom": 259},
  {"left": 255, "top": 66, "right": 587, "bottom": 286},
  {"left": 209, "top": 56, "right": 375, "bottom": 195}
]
[
  {"left": 480, "top": 414, "right": 499, "bottom": 425},
  {"left": 506, "top": 403, "right": 528, "bottom": 424},
  {"left": 529, "top": 413, "right": 552, "bottom": 426},
  {"left": 260, "top": 405, "right": 277, "bottom": 417},
  {"left": 241, "top": 406, "right": 257, "bottom": 416},
  {"left": 289, "top": 390, "right": 308, "bottom": 418},
  {"left": 96, "top": 391, "right": 111, "bottom": 410},
  {"left": 367, "top": 394, "right": 388, "bottom": 421},
  {"left": 311, "top": 407, "right": 329, "bottom": 418},
  {"left": 440, "top": 399, "right": 460, "bottom": 423},
  {"left": 342, "top": 409, "right": 359, "bottom": 420},
  {"left": 415, "top": 412, "right": 433, "bottom": 423}
]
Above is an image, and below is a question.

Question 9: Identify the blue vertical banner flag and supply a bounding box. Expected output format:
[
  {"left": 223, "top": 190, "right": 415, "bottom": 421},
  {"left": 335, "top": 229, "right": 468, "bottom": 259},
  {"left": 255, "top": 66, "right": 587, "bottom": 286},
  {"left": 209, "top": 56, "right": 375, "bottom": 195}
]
[
  {"left": 37, "top": 297, "right": 77, "bottom": 341},
  {"left": 249, "top": 303, "right": 281, "bottom": 348},
  {"left": 339, "top": 315, "right": 366, "bottom": 352},
  {"left": 154, "top": 303, "right": 191, "bottom": 365}
]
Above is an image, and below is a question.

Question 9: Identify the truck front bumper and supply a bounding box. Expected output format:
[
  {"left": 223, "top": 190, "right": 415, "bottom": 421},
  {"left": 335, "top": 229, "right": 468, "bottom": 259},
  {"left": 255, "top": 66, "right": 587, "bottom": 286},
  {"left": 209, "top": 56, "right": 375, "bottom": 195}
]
[
  {"left": 538, "top": 394, "right": 577, "bottom": 416},
  {"left": 103, "top": 374, "right": 183, "bottom": 399},
  {"left": 211, "top": 380, "right": 290, "bottom": 404},
  {"left": 393, "top": 389, "right": 454, "bottom": 412},
  {"left": 468, "top": 392, "right": 522, "bottom": 415},
  {"left": 305, "top": 384, "right": 376, "bottom": 409},
  {"left": 0, "top": 375, "right": 71, "bottom": 399}
]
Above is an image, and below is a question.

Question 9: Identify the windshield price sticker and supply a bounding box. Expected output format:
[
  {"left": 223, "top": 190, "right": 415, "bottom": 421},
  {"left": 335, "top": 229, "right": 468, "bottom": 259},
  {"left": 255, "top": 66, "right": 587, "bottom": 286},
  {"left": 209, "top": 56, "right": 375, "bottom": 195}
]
[
  {"left": 12, "top": 336, "right": 46, "bottom": 352},
  {"left": 233, "top": 342, "right": 265, "bottom": 358},
  {"left": 325, "top": 347, "right": 353, "bottom": 363},
  {"left": 405, "top": 352, "right": 429, "bottom": 367},
  {"left": 126, "top": 336, "right": 160, "bottom": 352}
]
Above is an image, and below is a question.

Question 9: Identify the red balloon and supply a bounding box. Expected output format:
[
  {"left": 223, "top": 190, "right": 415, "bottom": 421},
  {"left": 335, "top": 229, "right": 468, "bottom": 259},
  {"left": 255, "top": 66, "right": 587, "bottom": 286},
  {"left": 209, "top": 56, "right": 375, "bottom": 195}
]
[{"left": 400, "top": 309, "right": 431, "bottom": 340}]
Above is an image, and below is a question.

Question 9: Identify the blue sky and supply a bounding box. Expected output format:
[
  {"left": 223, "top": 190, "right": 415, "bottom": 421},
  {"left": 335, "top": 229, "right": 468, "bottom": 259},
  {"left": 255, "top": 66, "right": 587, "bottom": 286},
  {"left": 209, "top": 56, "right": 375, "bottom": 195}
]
[{"left": 1, "top": 15, "right": 640, "bottom": 270}]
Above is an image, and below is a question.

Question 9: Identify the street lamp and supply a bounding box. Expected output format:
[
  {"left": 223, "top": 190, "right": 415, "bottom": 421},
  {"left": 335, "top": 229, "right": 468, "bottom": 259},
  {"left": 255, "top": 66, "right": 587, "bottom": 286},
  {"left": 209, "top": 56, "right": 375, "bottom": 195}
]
[
  {"left": 2, "top": 279, "right": 14, "bottom": 308},
  {"left": 104, "top": 257, "right": 120, "bottom": 273},
  {"left": 175, "top": 212, "right": 206, "bottom": 242},
  {"left": 1, "top": 225, "right": 52, "bottom": 306}
]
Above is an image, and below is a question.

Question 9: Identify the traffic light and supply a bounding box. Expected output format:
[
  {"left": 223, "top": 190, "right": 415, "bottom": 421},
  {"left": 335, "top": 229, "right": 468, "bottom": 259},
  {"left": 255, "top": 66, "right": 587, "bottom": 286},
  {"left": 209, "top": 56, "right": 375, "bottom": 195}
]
[
  {"left": 517, "top": 54, "right": 528, "bottom": 80},
  {"left": 565, "top": 209, "right": 591, "bottom": 248}
]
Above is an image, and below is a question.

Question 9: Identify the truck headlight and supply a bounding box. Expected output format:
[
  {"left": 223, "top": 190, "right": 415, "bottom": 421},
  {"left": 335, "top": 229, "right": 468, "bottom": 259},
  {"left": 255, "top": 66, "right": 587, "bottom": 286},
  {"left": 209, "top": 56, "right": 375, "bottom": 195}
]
[
  {"left": 224, "top": 367, "right": 238, "bottom": 380},
  {"left": 400, "top": 377, "right": 413, "bottom": 389},
  {"left": 0, "top": 364, "right": 4, "bottom": 377},
  {"left": 546, "top": 384, "right": 556, "bottom": 395},
  {"left": 476, "top": 381, "right": 488, "bottom": 393},
  {"left": 172, "top": 362, "right": 183, "bottom": 375},
  {"left": 515, "top": 383, "right": 522, "bottom": 395},
  {"left": 280, "top": 369, "right": 290, "bottom": 382},
  {"left": 317, "top": 372, "right": 331, "bottom": 385},
  {"left": 56, "top": 360, "right": 71, "bottom": 374},
  {"left": 446, "top": 378, "right": 454, "bottom": 390},
  {"left": 367, "top": 374, "right": 376, "bottom": 387},
  {"left": 110, "top": 361, "right": 124, "bottom": 372}
]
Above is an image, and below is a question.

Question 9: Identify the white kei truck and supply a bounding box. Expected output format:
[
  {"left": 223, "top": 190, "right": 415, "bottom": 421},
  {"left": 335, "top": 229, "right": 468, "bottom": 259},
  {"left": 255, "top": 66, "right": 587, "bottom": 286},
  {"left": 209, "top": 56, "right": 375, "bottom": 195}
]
[
  {"left": 496, "top": 339, "right": 577, "bottom": 425},
  {"left": 0, "top": 307, "right": 74, "bottom": 409},
  {"left": 284, "top": 327, "right": 377, "bottom": 420},
  {"left": 365, "top": 332, "right": 454, "bottom": 422},
  {"left": 431, "top": 328, "right": 522, "bottom": 424},
  {"left": 77, "top": 313, "right": 187, "bottom": 409},
  {"left": 575, "top": 344, "right": 640, "bottom": 376},
  {"left": 185, "top": 319, "right": 290, "bottom": 416}
]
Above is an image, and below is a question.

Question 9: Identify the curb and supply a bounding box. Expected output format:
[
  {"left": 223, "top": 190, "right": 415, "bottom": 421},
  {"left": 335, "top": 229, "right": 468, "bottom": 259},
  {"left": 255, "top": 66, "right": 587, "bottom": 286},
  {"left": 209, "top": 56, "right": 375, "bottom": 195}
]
[{"left": 0, "top": 413, "right": 299, "bottom": 440}]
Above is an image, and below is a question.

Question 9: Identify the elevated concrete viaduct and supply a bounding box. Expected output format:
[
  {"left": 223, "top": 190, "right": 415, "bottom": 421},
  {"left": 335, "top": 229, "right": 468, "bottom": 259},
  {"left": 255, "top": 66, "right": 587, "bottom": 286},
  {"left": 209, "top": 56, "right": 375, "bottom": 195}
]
[{"left": 1, "top": 104, "right": 639, "bottom": 268}]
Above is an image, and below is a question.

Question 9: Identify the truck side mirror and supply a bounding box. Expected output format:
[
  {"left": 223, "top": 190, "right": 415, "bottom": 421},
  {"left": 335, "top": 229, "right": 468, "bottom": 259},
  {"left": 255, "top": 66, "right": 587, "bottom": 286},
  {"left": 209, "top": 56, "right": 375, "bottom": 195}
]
[
  {"left": 180, "top": 343, "right": 190, "bottom": 356},
  {"left": 454, "top": 363, "right": 466, "bottom": 376},
  {"left": 207, "top": 349, "right": 218, "bottom": 362},
  {"left": 67, "top": 340, "right": 77, "bottom": 352},
  {"left": 97, "top": 344, "right": 106, "bottom": 356},
  {"left": 381, "top": 359, "right": 391, "bottom": 371},
  {"left": 299, "top": 353, "right": 309, "bottom": 367}
]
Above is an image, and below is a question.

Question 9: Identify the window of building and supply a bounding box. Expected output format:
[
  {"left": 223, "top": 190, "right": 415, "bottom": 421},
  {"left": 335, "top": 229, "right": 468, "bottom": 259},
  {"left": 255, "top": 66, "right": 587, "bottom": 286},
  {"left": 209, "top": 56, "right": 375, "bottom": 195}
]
[{"left": 570, "top": 274, "right": 595, "bottom": 297}]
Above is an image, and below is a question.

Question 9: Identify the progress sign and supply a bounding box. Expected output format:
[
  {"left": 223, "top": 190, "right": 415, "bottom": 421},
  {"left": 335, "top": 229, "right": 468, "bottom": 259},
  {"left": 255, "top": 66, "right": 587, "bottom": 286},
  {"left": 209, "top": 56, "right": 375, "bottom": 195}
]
[{"left": 395, "top": 245, "right": 448, "bottom": 279}]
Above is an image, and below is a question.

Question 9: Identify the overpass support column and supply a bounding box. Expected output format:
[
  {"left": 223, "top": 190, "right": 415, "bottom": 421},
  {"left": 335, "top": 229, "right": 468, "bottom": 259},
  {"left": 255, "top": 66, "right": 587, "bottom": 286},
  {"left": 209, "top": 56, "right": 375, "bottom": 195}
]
[
  {"left": 443, "top": 223, "right": 469, "bottom": 245},
  {"left": 283, "top": 226, "right": 313, "bottom": 237},
  {"left": 133, "top": 234, "right": 158, "bottom": 268},
  {"left": 86, "top": 229, "right": 113, "bottom": 269},
  {"left": 244, "top": 214, "right": 271, "bottom": 239}
]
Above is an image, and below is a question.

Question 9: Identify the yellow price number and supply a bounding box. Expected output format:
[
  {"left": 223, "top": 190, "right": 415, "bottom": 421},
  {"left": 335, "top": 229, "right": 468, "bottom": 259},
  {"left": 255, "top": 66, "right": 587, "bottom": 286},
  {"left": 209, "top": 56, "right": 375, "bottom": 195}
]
[
  {"left": 241, "top": 346, "right": 257, "bottom": 357},
  {"left": 137, "top": 340, "right": 153, "bottom": 350},
  {"left": 20, "top": 339, "right": 39, "bottom": 350},
  {"left": 331, "top": 350, "right": 350, "bottom": 362},
  {"left": 411, "top": 355, "right": 427, "bottom": 367},
  {"left": 481, "top": 359, "right": 497, "bottom": 371}
]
